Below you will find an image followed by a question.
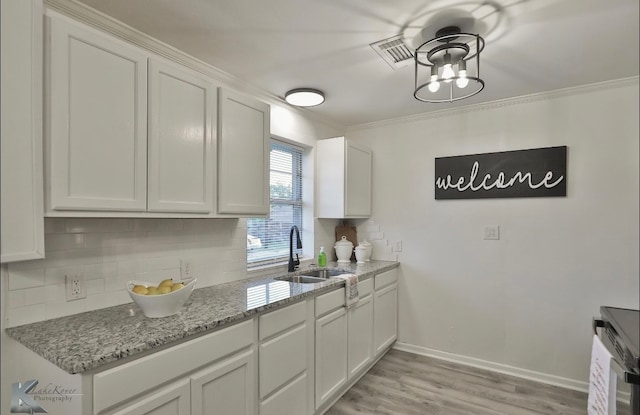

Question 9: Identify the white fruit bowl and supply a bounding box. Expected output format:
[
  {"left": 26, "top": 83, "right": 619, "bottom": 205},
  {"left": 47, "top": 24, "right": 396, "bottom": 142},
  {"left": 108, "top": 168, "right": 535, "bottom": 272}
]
[{"left": 126, "top": 278, "right": 196, "bottom": 318}]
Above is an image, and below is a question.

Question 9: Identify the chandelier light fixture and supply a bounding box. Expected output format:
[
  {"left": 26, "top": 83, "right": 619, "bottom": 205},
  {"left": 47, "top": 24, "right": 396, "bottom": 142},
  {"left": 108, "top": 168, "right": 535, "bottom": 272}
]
[
  {"left": 284, "top": 88, "right": 325, "bottom": 107},
  {"left": 414, "top": 26, "right": 485, "bottom": 103}
]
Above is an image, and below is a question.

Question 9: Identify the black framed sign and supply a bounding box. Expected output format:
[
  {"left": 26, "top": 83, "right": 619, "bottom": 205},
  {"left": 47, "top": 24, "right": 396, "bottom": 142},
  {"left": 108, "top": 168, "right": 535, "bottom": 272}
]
[{"left": 435, "top": 146, "right": 567, "bottom": 200}]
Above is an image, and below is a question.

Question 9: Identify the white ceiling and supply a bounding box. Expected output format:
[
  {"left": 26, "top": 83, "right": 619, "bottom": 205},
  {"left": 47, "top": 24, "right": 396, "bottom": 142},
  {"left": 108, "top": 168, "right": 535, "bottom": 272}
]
[{"left": 75, "top": 0, "right": 639, "bottom": 127}]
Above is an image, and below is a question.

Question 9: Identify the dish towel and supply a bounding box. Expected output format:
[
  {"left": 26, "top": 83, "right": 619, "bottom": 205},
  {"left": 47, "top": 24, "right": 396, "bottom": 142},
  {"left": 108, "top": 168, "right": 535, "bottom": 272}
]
[
  {"left": 336, "top": 274, "right": 359, "bottom": 308},
  {"left": 588, "top": 334, "right": 617, "bottom": 415}
]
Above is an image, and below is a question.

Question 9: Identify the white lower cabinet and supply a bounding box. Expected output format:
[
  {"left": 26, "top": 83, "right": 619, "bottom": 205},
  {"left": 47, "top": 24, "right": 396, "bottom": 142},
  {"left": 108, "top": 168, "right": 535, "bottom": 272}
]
[
  {"left": 374, "top": 269, "right": 399, "bottom": 356},
  {"left": 314, "top": 271, "right": 397, "bottom": 413},
  {"left": 94, "top": 320, "right": 255, "bottom": 415},
  {"left": 315, "top": 292, "right": 348, "bottom": 411},
  {"left": 347, "top": 281, "right": 374, "bottom": 379},
  {"left": 258, "top": 301, "right": 310, "bottom": 415}
]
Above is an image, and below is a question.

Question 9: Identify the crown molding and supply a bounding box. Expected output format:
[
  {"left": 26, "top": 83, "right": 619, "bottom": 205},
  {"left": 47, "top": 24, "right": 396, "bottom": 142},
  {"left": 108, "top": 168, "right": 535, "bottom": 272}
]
[
  {"left": 347, "top": 76, "right": 639, "bottom": 132},
  {"left": 44, "top": 0, "right": 345, "bottom": 132}
]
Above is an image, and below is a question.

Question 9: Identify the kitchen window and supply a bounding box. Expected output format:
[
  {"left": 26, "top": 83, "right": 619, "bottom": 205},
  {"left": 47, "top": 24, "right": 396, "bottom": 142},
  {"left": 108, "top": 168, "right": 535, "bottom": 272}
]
[{"left": 247, "top": 139, "right": 303, "bottom": 266}]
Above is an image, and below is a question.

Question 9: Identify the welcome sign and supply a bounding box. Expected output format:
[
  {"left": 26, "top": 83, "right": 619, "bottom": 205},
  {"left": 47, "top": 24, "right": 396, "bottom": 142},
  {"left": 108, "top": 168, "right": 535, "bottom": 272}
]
[{"left": 435, "top": 146, "right": 567, "bottom": 200}]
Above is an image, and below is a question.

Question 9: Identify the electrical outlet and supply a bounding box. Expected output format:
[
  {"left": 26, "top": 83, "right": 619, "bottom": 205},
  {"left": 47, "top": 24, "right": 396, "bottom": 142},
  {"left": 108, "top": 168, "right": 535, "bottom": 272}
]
[
  {"left": 65, "top": 274, "right": 86, "bottom": 301},
  {"left": 484, "top": 225, "right": 500, "bottom": 240},
  {"left": 181, "top": 260, "right": 193, "bottom": 278}
]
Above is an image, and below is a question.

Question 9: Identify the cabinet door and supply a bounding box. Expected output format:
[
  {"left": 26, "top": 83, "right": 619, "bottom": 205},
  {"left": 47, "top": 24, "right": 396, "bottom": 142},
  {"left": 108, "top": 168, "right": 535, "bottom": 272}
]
[
  {"left": 217, "top": 88, "right": 269, "bottom": 215},
  {"left": 191, "top": 349, "right": 255, "bottom": 415},
  {"left": 374, "top": 283, "right": 398, "bottom": 356},
  {"left": 315, "top": 307, "right": 347, "bottom": 410},
  {"left": 110, "top": 378, "right": 190, "bottom": 415},
  {"left": 259, "top": 323, "right": 307, "bottom": 399},
  {"left": 344, "top": 141, "right": 372, "bottom": 217},
  {"left": 148, "top": 59, "right": 215, "bottom": 213},
  {"left": 347, "top": 294, "right": 374, "bottom": 379},
  {"left": 47, "top": 16, "right": 148, "bottom": 211},
  {"left": 0, "top": 0, "right": 45, "bottom": 262}
]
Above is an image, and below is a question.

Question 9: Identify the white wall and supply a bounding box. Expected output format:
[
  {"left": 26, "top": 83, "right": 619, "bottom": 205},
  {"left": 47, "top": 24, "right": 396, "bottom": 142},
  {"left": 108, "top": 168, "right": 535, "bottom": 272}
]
[{"left": 346, "top": 78, "right": 639, "bottom": 388}]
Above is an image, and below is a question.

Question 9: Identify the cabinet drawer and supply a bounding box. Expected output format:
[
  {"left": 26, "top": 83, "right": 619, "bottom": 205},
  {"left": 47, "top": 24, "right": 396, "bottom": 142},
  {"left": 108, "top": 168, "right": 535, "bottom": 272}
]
[
  {"left": 259, "top": 300, "right": 306, "bottom": 340},
  {"left": 374, "top": 269, "right": 397, "bottom": 290},
  {"left": 259, "top": 323, "right": 307, "bottom": 399},
  {"left": 94, "top": 319, "right": 253, "bottom": 414},
  {"left": 260, "top": 373, "right": 307, "bottom": 415},
  {"left": 358, "top": 277, "right": 373, "bottom": 298},
  {"left": 315, "top": 288, "right": 345, "bottom": 317}
]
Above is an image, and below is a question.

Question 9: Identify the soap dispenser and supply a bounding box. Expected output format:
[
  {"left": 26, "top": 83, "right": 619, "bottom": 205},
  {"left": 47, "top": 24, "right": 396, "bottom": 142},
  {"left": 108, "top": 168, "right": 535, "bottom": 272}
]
[{"left": 318, "top": 246, "right": 327, "bottom": 267}]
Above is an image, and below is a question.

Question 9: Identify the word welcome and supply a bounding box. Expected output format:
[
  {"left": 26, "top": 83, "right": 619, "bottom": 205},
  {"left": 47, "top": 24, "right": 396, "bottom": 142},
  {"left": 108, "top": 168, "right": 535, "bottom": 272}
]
[
  {"left": 434, "top": 146, "right": 567, "bottom": 200},
  {"left": 436, "top": 161, "right": 564, "bottom": 192}
]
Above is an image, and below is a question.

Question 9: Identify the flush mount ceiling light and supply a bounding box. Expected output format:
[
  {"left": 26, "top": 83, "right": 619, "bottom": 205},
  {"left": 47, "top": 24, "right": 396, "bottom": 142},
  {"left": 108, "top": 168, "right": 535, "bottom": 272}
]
[
  {"left": 284, "top": 88, "right": 325, "bottom": 107},
  {"left": 414, "top": 25, "right": 485, "bottom": 103}
]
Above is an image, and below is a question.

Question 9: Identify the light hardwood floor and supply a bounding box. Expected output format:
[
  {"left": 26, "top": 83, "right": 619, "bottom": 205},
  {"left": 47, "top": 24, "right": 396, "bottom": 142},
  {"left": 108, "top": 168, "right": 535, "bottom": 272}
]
[{"left": 327, "top": 349, "right": 633, "bottom": 415}]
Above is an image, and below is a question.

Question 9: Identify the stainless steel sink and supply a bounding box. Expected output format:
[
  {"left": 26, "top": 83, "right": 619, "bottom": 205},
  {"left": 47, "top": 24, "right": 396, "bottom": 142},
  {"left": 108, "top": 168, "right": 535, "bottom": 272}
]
[
  {"left": 301, "top": 269, "right": 347, "bottom": 279},
  {"left": 275, "top": 275, "right": 327, "bottom": 284},
  {"left": 275, "top": 269, "right": 348, "bottom": 284}
]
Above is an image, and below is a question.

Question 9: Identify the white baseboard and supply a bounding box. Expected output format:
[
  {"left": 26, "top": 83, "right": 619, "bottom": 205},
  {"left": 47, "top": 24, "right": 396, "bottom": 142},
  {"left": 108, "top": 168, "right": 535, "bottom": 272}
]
[{"left": 392, "top": 342, "right": 632, "bottom": 404}]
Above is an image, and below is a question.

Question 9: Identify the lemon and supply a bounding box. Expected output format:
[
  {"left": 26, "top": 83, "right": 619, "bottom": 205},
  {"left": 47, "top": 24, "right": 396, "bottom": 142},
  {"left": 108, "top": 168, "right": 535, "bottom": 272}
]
[
  {"left": 146, "top": 286, "right": 160, "bottom": 295},
  {"left": 170, "top": 283, "right": 185, "bottom": 292},
  {"left": 159, "top": 278, "right": 174, "bottom": 288},
  {"left": 132, "top": 285, "right": 149, "bottom": 295},
  {"left": 158, "top": 285, "right": 172, "bottom": 295}
]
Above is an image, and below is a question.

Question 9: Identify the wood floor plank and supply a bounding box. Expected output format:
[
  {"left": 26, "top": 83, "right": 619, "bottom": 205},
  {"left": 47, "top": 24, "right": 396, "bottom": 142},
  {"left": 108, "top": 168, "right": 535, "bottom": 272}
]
[{"left": 327, "top": 349, "right": 634, "bottom": 415}]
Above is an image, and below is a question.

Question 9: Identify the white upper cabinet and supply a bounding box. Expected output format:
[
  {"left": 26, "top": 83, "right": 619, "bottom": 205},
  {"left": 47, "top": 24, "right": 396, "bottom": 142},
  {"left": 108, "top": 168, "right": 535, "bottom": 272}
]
[
  {"left": 47, "top": 15, "right": 148, "bottom": 212},
  {"left": 147, "top": 58, "right": 215, "bottom": 213},
  {"left": 0, "top": 0, "right": 45, "bottom": 263},
  {"left": 217, "top": 88, "right": 270, "bottom": 216},
  {"left": 315, "top": 136, "right": 372, "bottom": 219}
]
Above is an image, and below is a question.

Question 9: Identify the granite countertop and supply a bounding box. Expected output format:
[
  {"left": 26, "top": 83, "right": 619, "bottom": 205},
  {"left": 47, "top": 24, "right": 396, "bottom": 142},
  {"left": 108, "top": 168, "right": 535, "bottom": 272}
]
[{"left": 6, "top": 260, "right": 399, "bottom": 375}]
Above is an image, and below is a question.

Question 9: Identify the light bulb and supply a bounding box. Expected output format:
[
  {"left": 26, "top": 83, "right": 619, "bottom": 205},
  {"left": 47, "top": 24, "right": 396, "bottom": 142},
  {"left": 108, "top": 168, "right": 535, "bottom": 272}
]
[
  {"left": 442, "top": 64, "right": 454, "bottom": 82},
  {"left": 456, "top": 69, "right": 469, "bottom": 88},
  {"left": 428, "top": 75, "right": 440, "bottom": 92}
]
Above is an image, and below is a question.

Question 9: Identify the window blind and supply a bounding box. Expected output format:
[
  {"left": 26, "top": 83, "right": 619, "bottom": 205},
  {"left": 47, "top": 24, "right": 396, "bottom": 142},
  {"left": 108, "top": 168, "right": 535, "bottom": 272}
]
[{"left": 247, "top": 140, "right": 303, "bottom": 266}]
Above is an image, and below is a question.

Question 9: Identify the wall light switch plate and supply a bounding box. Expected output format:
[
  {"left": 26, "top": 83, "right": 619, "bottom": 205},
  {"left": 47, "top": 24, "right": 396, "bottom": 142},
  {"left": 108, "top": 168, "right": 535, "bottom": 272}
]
[
  {"left": 395, "top": 240, "right": 403, "bottom": 252},
  {"left": 484, "top": 225, "right": 500, "bottom": 240}
]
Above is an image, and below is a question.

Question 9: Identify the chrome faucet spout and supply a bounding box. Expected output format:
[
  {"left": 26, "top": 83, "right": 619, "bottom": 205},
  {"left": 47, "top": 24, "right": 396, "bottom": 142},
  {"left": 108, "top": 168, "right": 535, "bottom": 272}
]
[{"left": 288, "top": 225, "right": 302, "bottom": 272}]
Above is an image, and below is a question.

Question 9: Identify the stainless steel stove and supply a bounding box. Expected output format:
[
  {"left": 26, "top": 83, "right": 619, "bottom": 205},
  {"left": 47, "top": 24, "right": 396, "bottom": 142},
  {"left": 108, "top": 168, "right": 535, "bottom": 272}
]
[{"left": 593, "top": 306, "right": 640, "bottom": 415}]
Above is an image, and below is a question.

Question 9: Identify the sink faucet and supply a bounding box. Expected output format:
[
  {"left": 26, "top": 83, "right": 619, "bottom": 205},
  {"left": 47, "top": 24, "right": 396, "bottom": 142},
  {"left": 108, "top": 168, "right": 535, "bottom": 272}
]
[{"left": 288, "top": 225, "right": 302, "bottom": 272}]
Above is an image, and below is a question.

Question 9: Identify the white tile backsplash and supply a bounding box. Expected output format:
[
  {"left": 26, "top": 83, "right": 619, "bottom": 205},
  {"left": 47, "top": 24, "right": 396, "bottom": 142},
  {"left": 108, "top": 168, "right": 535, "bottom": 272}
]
[
  {"left": 7, "top": 304, "right": 46, "bottom": 327},
  {"left": 8, "top": 267, "right": 45, "bottom": 290},
  {"left": 5, "top": 217, "right": 248, "bottom": 327}
]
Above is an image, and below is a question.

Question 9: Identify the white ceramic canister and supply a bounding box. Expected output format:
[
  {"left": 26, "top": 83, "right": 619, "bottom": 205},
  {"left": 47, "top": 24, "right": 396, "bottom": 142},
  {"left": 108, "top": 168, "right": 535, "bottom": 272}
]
[
  {"left": 354, "top": 246, "right": 367, "bottom": 264},
  {"left": 359, "top": 240, "right": 373, "bottom": 261},
  {"left": 334, "top": 236, "right": 353, "bottom": 263}
]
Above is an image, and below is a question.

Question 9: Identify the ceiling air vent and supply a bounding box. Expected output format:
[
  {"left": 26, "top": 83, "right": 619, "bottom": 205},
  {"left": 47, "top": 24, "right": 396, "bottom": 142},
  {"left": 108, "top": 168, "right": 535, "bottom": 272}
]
[{"left": 370, "top": 35, "right": 414, "bottom": 70}]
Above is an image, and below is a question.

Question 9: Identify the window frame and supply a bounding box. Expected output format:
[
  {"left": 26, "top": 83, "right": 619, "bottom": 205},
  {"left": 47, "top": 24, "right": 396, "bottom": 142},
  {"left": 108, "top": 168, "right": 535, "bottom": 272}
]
[{"left": 247, "top": 139, "right": 304, "bottom": 267}]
